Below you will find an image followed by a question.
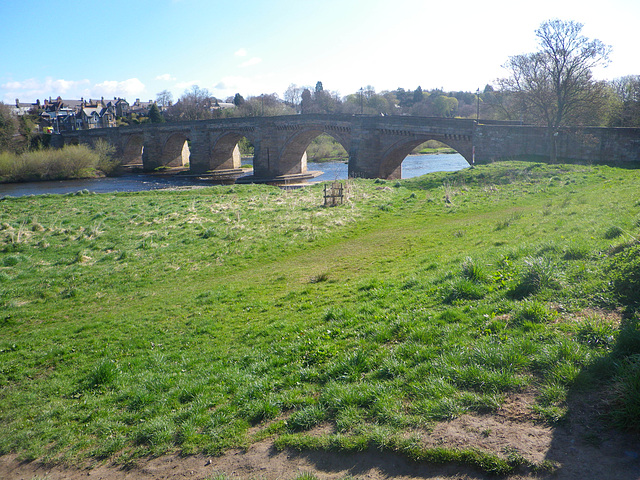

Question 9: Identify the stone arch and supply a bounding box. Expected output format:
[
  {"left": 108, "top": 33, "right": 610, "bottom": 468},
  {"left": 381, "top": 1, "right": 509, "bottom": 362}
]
[
  {"left": 161, "top": 132, "right": 190, "bottom": 167},
  {"left": 122, "top": 134, "right": 144, "bottom": 165},
  {"left": 378, "top": 135, "right": 472, "bottom": 179},
  {"left": 209, "top": 131, "right": 255, "bottom": 171},
  {"left": 279, "top": 127, "right": 350, "bottom": 175}
]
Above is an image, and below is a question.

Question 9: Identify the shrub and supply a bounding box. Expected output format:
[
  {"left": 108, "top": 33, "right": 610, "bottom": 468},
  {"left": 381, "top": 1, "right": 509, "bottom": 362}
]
[
  {"left": 0, "top": 144, "right": 109, "bottom": 182},
  {"left": 93, "top": 139, "right": 120, "bottom": 175}
]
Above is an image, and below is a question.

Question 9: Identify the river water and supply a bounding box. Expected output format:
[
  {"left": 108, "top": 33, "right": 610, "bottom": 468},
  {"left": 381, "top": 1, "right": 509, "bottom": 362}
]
[{"left": 0, "top": 153, "right": 469, "bottom": 198}]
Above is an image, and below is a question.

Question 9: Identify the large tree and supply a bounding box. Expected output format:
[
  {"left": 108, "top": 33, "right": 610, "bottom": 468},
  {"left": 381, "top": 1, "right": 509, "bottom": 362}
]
[
  {"left": 609, "top": 75, "right": 640, "bottom": 127},
  {"left": 232, "top": 93, "right": 245, "bottom": 107},
  {"left": 156, "top": 90, "right": 173, "bottom": 108},
  {"left": 148, "top": 103, "right": 165, "bottom": 123},
  {"left": 0, "top": 102, "right": 18, "bottom": 152},
  {"left": 499, "top": 19, "right": 611, "bottom": 129},
  {"left": 165, "top": 85, "right": 216, "bottom": 121},
  {"left": 284, "top": 84, "right": 302, "bottom": 111}
]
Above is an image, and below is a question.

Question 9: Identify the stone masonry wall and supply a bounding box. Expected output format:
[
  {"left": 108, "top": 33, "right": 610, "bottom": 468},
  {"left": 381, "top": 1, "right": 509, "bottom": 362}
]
[{"left": 475, "top": 125, "right": 640, "bottom": 165}]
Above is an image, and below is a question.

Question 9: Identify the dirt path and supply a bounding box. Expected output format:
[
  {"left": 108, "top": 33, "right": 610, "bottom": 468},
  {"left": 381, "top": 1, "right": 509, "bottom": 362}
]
[{"left": 3, "top": 409, "right": 640, "bottom": 480}]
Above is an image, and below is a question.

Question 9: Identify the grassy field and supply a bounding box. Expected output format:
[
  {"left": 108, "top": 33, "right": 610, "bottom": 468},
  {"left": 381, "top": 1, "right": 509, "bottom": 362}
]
[{"left": 1, "top": 161, "right": 639, "bottom": 476}]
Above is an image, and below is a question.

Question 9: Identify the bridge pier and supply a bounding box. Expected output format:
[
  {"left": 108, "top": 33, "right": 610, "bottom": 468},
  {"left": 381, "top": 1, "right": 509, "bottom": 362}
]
[{"left": 140, "top": 130, "right": 165, "bottom": 171}]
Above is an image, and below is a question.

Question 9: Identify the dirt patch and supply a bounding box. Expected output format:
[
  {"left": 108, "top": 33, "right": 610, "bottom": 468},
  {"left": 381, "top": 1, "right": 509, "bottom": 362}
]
[{"left": 2, "top": 389, "right": 640, "bottom": 480}]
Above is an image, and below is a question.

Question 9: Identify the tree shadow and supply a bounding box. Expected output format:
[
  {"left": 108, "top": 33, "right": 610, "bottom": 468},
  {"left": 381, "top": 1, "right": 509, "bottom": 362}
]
[{"left": 541, "top": 310, "right": 640, "bottom": 479}]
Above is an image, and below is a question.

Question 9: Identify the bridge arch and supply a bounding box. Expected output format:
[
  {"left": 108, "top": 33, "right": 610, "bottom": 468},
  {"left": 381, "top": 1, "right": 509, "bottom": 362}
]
[
  {"left": 208, "top": 131, "right": 256, "bottom": 171},
  {"left": 122, "top": 134, "right": 144, "bottom": 165},
  {"left": 279, "top": 128, "right": 351, "bottom": 175},
  {"left": 161, "top": 132, "right": 190, "bottom": 167},
  {"left": 378, "top": 135, "right": 472, "bottom": 179}
]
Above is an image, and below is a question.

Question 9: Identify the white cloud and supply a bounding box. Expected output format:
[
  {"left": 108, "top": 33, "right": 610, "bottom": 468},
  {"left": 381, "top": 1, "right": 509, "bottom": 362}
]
[
  {"left": 156, "top": 73, "right": 176, "bottom": 81},
  {"left": 93, "top": 78, "right": 146, "bottom": 98},
  {"left": 234, "top": 48, "right": 248, "bottom": 57},
  {"left": 1, "top": 77, "right": 150, "bottom": 103},
  {"left": 1, "top": 77, "right": 91, "bottom": 102},
  {"left": 240, "top": 57, "right": 262, "bottom": 68}
]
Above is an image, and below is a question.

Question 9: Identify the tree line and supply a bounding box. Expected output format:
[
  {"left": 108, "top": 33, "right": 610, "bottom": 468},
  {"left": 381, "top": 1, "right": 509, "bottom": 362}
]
[{"left": 157, "top": 23, "right": 639, "bottom": 130}]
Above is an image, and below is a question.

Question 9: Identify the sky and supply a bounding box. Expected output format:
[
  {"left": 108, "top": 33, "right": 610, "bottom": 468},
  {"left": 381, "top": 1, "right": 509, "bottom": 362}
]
[{"left": 1, "top": 0, "right": 638, "bottom": 105}]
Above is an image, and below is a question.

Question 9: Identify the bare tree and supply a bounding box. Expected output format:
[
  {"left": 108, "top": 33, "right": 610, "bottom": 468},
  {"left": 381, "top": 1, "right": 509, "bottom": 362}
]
[
  {"left": 284, "top": 84, "right": 302, "bottom": 111},
  {"left": 165, "top": 85, "right": 216, "bottom": 121},
  {"left": 499, "top": 19, "right": 610, "bottom": 129},
  {"left": 156, "top": 90, "right": 173, "bottom": 108},
  {"left": 236, "top": 93, "right": 294, "bottom": 117}
]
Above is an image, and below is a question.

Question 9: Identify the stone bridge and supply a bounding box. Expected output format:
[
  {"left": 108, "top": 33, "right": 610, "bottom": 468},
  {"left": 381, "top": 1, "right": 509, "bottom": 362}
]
[{"left": 55, "top": 114, "right": 640, "bottom": 181}]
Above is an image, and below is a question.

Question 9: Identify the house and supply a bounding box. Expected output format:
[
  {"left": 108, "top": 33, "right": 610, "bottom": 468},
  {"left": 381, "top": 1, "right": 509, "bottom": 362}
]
[
  {"left": 130, "top": 98, "right": 155, "bottom": 116},
  {"left": 10, "top": 95, "right": 151, "bottom": 131},
  {"left": 78, "top": 103, "right": 116, "bottom": 129},
  {"left": 10, "top": 99, "right": 40, "bottom": 116},
  {"left": 113, "top": 97, "right": 130, "bottom": 117},
  {"left": 40, "top": 107, "right": 78, "bottom": 133}
]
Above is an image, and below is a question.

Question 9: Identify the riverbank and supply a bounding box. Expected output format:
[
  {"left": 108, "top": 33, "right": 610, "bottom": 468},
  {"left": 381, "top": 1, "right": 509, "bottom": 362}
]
[{"left": 0, "top": 142, "right": 118, "bottom": 184}]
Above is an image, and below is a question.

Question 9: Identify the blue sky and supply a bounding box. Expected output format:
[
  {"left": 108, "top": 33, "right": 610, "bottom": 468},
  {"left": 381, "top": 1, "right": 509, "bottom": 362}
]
[{"left": 1, "top": 0, "right": 638, "bottom": 104}]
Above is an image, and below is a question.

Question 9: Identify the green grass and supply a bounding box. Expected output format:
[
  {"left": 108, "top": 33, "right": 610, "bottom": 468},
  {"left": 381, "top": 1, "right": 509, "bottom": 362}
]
[{"left": 0, "top": 161, "right": 639, "bottom": 474}]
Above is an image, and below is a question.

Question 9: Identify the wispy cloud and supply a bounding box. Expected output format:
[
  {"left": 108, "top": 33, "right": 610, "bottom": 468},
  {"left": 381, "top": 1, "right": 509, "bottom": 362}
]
[
  {"left": 1, "top": 77, "right": 148, "bottom": 102},
  {"left": 214, "top": 76, "right": 251, "bottom": 94},
  {"left": 240, "top": 57, "right": 262, "bottom": 68},
  {"left": 156, "top": 73, "right": 176, "bottom": 81},
  {"left": 234, "top": 48, "right": 248, "bottom": 57},
  {"left": 94, "top": 78, "right": 146, "bottom": 98},
  {"left": 2, "top": 77, "right": 91, "bottom": 101},
  {"left": 174, "top": 80, "right": 201, "bottom": 91}
]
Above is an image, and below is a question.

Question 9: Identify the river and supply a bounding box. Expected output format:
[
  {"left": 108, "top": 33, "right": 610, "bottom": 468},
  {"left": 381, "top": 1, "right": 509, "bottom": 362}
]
[{"left": 0, "top": 153, "right": 470, "bottom": 198}]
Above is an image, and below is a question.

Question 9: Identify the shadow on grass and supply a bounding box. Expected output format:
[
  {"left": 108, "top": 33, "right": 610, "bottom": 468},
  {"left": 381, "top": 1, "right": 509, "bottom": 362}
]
[{"left": 543, "top": 240, "right": 640, "bottom": 480}]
